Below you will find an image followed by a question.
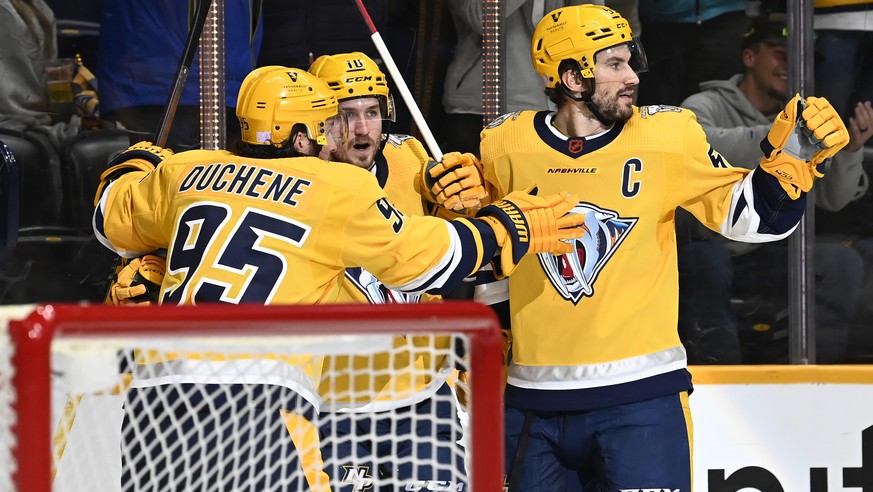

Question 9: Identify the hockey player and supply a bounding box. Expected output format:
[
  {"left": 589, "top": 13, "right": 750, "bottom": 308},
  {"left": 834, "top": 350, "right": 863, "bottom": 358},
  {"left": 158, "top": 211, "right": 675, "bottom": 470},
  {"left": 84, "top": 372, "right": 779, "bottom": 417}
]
[
  {"left": 442, "top": 4, "right": 849, "bottom": 491},
  {"left": 308, "top": 52, "right": 474, "bottom": 491},
  {"left": 94, "top": 65, "right": 584, "bottom": 490}
]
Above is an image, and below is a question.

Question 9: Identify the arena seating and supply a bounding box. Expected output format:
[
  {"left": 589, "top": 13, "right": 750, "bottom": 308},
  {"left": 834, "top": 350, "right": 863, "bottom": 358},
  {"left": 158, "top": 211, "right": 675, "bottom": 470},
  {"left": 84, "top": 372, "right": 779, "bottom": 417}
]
[{"left": 0, "top": 129, "right": 126, "bottom": 304}]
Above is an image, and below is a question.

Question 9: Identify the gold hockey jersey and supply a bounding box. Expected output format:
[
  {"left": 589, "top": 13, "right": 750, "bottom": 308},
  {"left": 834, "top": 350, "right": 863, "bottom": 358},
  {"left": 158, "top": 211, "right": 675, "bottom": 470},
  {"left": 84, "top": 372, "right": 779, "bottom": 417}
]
[
  {"left": 95, "top": 149, "right": 494, "bottom": 305},
  {"left": 322, "top": 135, "right": 454, "bottom": 412},
  {"left": 478, "top": 107, "right": 807, "bottom": 411},
  {"left": 94, "top": 148, "right": 495, "bottom": 403}
]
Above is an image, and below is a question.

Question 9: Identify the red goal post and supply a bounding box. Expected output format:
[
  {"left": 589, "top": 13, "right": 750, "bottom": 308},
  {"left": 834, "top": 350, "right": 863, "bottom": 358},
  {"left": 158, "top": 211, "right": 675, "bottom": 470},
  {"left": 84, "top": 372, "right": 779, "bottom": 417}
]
[{"left": 3, "top": 302, "right": 504, "bottom": 491}]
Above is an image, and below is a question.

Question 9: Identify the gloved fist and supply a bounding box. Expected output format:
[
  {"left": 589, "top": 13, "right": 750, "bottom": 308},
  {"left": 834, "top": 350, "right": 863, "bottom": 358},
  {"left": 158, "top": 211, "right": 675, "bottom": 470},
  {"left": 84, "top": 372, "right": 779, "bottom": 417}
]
[
  {"left": 108, "top": 255, "right": 166, "bottom": 305},
  {"left": 760, "top": 94, "right": 849, "bottom": 199},
  {"left": 421, "top": 152, "right": 490, "bottom": 212},
  {"left": 475, "top": 185, "right": 585, "bottom": 277},
  {"left": 804, "top": 96, "right": 850, "bottom": 165},
  {"left": 95, "top": 141, "right": 173, "bottom": 205}
]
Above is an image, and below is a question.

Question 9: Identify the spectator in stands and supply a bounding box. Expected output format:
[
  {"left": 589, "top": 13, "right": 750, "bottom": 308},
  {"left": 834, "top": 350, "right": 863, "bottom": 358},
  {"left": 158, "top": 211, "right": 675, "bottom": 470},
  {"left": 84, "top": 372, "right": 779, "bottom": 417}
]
[
  {"left": 637, "top": 0, "right": 750, "bottom": 107},
  {"left": 98, "top": 0, "right": 263, "bottom": 151},
  {"left": 442, "top": 0, "right": 584, "bottom": 156},
  {"left": 678, "top": 16, "right": 871, "bottom": 363},
  {"left": 0, "top": 0, "right": 99, "bottom": 146},
  {"left": 0, "top": 0, "right": 57, "bottom": 131}
]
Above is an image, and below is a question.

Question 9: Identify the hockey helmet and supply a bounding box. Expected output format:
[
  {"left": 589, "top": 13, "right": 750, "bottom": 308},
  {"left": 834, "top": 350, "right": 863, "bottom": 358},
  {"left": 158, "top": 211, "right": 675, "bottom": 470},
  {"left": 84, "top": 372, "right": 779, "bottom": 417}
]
[
  {"left": 236, "top": 66, "right": 339, "bottom": 147},
  {"left": 531, "top": 4, "right": 647, "bottom": 88},
  {"left": 308, "top": 52, "right": 395, "bottom": 122}
]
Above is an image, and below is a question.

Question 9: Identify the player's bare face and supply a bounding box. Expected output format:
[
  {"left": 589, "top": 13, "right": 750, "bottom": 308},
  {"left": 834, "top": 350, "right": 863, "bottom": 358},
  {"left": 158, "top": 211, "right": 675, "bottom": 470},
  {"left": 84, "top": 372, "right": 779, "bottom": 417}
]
[
  {"left": 332, "top": 98, "right": 383, "bottom": 169},
  {"left": 592, "top": 46, "right": 639, "bottom": 122}
]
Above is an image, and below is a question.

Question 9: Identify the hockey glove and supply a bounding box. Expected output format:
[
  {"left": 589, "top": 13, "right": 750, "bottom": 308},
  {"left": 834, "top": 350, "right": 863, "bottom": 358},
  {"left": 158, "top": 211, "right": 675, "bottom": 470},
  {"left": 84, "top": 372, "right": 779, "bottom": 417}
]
[
  {"left": 421, "top": 152, "right": 491, "bottom": 212},
  {"left": 475, "top": 185, "right": 584, "bottom": 277},
  {"left": 759, "top": 94, "right": 850, "bottom": 199},
  {"left": 108, "top": 254, "right": 166, "bottom": 305},
  {"left": 94, "top": 141, "right": 173, "bottom": 205}
]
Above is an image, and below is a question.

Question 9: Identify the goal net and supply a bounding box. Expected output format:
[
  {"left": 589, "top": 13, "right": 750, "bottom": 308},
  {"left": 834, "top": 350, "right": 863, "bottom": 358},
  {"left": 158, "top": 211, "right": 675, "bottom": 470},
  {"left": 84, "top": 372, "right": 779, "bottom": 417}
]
[{"left": 1, "top": 302, "right": 504, "bottom": 491}]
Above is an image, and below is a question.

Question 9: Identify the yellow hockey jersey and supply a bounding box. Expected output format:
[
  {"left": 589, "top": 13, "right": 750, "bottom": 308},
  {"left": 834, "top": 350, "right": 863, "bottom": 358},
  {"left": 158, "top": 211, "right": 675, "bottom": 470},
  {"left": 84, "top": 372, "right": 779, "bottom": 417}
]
[
  {"left": 94, "top": 148, "right": 495, "bottom": 403},
  {"left": 478, "top": 107, "right": 807, "bottom": 411},
  {"left": 95, "top": 149, "right": 494, "bottom": 305},
  {"left": 322, "top": 135, "right": 454, "bottom": 412}
]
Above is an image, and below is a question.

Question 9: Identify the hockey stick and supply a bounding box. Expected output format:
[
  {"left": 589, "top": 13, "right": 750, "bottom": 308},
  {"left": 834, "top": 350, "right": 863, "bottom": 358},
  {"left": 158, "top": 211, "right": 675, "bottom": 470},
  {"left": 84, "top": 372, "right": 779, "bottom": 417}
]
[
  {"left": 154, "top": 0, "right": 214, "bottom": 147},
  {"left": 104, "top": 0, "right": 214, "bottom": 300},
  {"left": 352, "top": 0, "right": 443, "bottom": 161}
]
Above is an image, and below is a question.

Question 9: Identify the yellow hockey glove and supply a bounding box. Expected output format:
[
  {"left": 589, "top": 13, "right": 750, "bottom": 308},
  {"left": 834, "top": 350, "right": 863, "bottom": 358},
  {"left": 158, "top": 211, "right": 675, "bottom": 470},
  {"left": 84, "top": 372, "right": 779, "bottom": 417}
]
[
  {"left": 804, "top": 96, "right": 850, "bottom": 165},
  {"left": 475, "top": 185, "right": 584, "bottom": 277},
  {"left": 759, "top": 94, "right": 849, "bottom": 199},
  {"left": 421, "top": 152, "right": 491, "bottom": 212},
  {"left": 94, "top": 141, "right": 173, "bottom": 205},
  {"left": 108, "top": 255, "right": 166, "bottom": 305}
]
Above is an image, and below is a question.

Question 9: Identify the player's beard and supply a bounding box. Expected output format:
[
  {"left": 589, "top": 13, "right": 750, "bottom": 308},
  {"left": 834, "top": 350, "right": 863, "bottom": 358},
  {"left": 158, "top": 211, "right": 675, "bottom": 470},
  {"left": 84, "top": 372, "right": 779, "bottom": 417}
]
[
  {"left": 592, "top": 84, "right": 636, "bottom": 122},
  {"left": 332, "top": 136, "right": 378, "bottom": 170}
]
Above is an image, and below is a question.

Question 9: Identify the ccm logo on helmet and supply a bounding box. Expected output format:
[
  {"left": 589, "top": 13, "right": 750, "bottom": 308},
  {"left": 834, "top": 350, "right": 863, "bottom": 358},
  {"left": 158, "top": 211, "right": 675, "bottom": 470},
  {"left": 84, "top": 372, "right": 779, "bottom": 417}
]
[{"left": 344, "top": 76, "right": 373, "bottom": 83}]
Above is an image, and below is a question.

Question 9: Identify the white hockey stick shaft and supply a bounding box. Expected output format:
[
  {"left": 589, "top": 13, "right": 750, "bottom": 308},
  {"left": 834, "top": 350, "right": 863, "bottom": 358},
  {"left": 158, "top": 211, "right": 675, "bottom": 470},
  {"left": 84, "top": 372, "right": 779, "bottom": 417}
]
[{"left": 353, "top": 0, "right": 443, "bottom": 161}]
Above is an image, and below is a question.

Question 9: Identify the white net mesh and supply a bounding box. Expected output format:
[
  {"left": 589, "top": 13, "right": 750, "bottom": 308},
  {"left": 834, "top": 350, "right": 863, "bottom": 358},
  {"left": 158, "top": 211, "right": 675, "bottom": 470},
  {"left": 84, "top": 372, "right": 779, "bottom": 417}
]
[{"left": 4, "top": 304, "right": 500, "bottom": 492}]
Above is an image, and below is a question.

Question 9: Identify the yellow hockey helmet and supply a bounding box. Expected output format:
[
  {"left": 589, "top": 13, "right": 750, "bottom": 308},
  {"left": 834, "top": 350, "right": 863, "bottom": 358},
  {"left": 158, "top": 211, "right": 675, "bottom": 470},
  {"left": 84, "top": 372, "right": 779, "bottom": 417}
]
[
  {"left": 531, "top": 4, "right": 647, "bottom": 88},
  {"left": 308, "top": 52, "right": 394, "bottom": 121},
  {"left": 236, "top": 66, "right": 338, "bottom": 147}
]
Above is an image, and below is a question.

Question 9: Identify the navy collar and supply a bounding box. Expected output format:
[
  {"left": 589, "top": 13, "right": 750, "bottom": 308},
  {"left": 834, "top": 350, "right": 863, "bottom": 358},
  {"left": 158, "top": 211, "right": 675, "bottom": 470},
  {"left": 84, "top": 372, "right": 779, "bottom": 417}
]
[{"left": 533, "top": 110, "right": 625, "bottom": 158}]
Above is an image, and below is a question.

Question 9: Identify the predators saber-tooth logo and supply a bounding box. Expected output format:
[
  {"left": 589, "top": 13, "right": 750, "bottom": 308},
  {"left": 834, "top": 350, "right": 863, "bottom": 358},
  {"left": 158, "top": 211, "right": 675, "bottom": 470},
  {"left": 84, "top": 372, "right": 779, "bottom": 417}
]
[{"left": 538, "top": 202, "right": 636, "bottom": 304}]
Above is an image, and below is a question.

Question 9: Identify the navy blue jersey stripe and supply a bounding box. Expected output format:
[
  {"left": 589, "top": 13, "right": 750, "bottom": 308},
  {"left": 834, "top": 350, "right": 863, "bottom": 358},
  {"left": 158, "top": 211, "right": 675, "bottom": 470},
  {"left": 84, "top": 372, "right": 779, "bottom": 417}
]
[
  {"left": 751, "top": 169, "right": 807, "bottom": 234},
  {"left": 425, "top": 219, "right": 497, "bottom": 296},
  {"left": 504, "top": 368, "right": 693, "bottom": 412}
]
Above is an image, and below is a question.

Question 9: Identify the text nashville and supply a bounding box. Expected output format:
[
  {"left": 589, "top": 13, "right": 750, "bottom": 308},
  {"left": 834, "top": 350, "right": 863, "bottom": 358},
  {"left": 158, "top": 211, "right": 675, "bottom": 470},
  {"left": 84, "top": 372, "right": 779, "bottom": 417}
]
[{"left": 546, "top": 167, "right": 598, "bottom": 174}]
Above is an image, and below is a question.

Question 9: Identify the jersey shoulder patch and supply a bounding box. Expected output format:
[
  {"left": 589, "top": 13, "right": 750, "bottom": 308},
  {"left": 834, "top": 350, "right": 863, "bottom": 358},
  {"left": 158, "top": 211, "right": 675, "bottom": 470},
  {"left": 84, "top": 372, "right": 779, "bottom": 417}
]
[
  {"left": 639, "top": 104, "right": 684, "bottom": 118},
  {"left": 485, "top": 111, "right": 523, "bottom": 129},
  {"left": 385, "top": 134, "right": 415, "bottom": 148}
]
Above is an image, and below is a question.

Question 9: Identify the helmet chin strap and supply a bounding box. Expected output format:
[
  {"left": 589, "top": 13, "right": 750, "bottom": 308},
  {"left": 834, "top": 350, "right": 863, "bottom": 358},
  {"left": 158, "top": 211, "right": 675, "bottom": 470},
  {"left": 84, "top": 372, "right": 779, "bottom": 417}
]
[{"left": 558, "top": 82, "right": 614, "bottom": 127}]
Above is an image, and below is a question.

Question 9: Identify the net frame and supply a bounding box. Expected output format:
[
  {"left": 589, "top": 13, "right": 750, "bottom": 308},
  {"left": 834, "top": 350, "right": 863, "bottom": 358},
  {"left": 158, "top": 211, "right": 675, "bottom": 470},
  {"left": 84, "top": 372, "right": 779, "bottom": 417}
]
[{"left": 8, "top": 302, "right": 504, "bottom": 492}]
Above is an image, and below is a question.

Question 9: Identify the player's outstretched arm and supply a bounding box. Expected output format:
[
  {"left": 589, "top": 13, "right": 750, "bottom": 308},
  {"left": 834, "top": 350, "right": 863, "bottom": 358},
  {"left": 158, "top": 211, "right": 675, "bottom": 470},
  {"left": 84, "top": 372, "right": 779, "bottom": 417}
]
[
  {"left": 758, "top": 94, "right": 850, "bottom": 199},
  {"left": 420, "top": 151, "right": 491, "bottom": 212},
  {"left": 473, "top": 185, "right": 584, "bottom": 278},
  {"left": 107, "top": 254, "right": 166, "bottom": 305}
]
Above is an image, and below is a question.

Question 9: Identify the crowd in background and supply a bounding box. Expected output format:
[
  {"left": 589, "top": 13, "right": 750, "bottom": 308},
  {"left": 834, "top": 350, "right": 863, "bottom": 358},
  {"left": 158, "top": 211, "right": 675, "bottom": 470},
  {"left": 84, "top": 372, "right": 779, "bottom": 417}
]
[{"left": 1, "top": 0, "right": 871, "bottom": 364}]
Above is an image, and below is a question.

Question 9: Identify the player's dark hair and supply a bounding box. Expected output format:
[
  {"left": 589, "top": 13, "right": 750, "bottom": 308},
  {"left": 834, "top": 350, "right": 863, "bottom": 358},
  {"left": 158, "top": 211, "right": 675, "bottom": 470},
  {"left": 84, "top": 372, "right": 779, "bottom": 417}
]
[
  {"left": 545, "top": 59, "right": 591, "bottom": 106},
  {"left": 230, "top": 124, "right": 317, "bottom": 159},
  {"left": 230, "top": 140, "right": 306, "bottom": 159}
]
